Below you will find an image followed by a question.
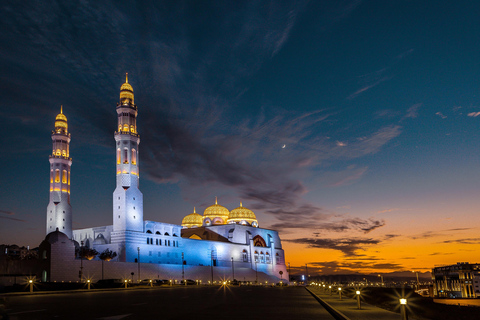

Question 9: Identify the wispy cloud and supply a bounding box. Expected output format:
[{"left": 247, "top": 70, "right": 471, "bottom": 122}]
[
  {"left": 436, "top": 112, "right": 447, "bottom": 119},
  {"left": 285, "top": 237, "right": 380, "bottom": 256},
  {"left": 404, "top": 103, "right": 421, "bottom": 119},
  {"left": 468, "top": 112, "right": 480, "bottom": 117}
]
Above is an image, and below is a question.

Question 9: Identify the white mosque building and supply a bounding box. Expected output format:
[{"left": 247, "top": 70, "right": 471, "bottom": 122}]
[{"left": 41, "top": 75, "right": 288, "bottom": 283}]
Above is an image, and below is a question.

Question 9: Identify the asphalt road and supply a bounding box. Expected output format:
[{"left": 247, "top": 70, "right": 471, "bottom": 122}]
[{"left": 3, "top": 285, "right": 337, "bottom": 320}]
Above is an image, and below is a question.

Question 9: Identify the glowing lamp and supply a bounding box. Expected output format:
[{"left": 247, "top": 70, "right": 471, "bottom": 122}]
[
  {"left": 29, "top": 280, "right": 33, "bottom": 283},
  {"left": 223, "top": 281, "right": 226, "bottom": 285},
  {"left": 338, "top": 287, "right": 342, "bottom": 291},
  {"left": 356, "top": 290, "right": 361, "bottom": 295},
  {"left": 400, "top": 298, "right": 407, "bottom": 305}
]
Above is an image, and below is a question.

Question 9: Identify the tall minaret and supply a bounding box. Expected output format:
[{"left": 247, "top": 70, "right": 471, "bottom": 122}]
[
  {"left": 46, "top": 106, "right": 73, "bottom": 238},
  {"left": 113, "top": 74, "right": 144, "bottom": 232}
]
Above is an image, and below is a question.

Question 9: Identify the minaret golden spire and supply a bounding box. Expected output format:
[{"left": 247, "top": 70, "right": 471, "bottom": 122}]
[
  {"left": 125, "top": 72, "right": 128, "bottom": 83},
  {"left": 240, "top": 202, "right": 242, "bottom": 207},
  {"left": 194, "top": 207, "right": 196, "bottom": 213},
  {"left": 215, "top": 197, "right": 218, "bottom": 205},
  {"left": 60, "top": 105, "right": 63, "bottom": 114}
]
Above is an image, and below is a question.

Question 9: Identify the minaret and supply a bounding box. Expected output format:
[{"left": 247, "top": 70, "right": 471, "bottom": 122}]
[
  {"left": 113, "top": 74, "right": 144, "bottom": 232},
  {"left": 46, "top": 106, "right": 73, "bottom": 238}
]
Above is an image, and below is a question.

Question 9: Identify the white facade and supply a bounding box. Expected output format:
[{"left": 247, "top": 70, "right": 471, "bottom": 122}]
[{"left": 51, "top": 76, "right": 288, "bottom": 281}]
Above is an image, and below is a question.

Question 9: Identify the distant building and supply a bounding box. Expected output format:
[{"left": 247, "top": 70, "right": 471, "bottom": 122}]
[
  {"left": 432, "top": 262, "right": 480, "bottom": 298},
  {"left": 40, "top": 75, "right": 288, "bottom": 283}
]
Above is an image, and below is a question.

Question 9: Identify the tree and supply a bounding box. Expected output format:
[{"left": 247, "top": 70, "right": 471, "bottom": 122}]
[
  {"left": 99, "top": 249, "right": 117, "bottom": 280},
  {"left": 77, "top": 247, "right": 98, "bottom": 260},
  {"left": 99, "top": 249, "right": 117, "bottom": 262}
]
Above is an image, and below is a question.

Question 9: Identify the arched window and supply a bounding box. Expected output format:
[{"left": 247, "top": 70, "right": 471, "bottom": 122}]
[
  {"left": 50, "top": 170, "right": 53, "bottom": 183},
  {"left": 132, "top": 149, "right": 136, "bottom": 165},
  {"left": 55, "top": 169, "right": 60, "bottom": 183},
  {"left": 124, "top": 148, "right": 128, "bottom": 164},
  {"left": 123, "top": 124, "right": 129, "bottom": 132},
  {"left": 253, "top": 235, "right": 266, "bottom": 247},
  {"left": 130, "top": 125, "right": 135, "bottom": 133},
  {"left": 62, "top": 170, "right": 67, "bottom": 184},
  {"left": 155, "top": 231, "right": 161, "bottom": 235},
  {"left": 62, "top": 150, "right": 66, "bottom": 157},
  {"left": 146, "top": 230, "right": 152, "bottom": 234},
  {"left": 118, "top": 125, "right": 122, "bottom": 132},
  {"left": 117, "top": 148, "right": 121, "bottom": 164},
  {"left": 56, "top": 149, "right": 61, "bottom": 156},
  {"left": 242, "top": 249, "right": 248, "bottom": 262}
]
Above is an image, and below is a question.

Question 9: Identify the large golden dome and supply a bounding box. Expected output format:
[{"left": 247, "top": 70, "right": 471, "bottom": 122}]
[
  {"left": 203, "top": 198, "right": 229, "bottom": 225},
  {"left": 227, "top": 203, "right": 258, "bottom": 227},
  {"left": 181, "top": 208, "right": 203, "bottom": 228},
  {"left": 120, "top": 73, "right": 134, "bottom": 104}
]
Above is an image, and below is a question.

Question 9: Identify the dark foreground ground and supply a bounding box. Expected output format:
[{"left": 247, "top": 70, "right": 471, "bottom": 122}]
[{"left": 1, "top": 285, "right": 337, "bottom": 320}]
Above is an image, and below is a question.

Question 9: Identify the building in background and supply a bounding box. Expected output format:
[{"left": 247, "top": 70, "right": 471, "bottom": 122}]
[{"left": 432, "top": 262, "right": 480, "bottom": 298}]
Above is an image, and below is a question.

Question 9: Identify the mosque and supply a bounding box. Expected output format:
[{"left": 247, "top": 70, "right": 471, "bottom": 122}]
[{"left": 41, "top": 75, "right": 288, "bottom": 283}]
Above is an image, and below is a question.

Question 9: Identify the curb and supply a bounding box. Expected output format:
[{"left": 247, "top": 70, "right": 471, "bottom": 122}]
[{"left": 306, "top": 287, "right": 351, "bottom": 320}]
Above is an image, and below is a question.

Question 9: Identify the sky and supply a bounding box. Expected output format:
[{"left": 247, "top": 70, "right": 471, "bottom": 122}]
[{"left": 2, "top": 0, "right": 480, "bottom": 275}]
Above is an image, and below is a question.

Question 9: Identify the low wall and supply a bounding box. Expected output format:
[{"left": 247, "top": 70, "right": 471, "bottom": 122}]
[{"left": 434, "top": 298, "right": 480, "bottom": 307}]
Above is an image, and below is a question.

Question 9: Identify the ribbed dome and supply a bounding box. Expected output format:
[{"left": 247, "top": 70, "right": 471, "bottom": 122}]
[
  {"left": 182, "top": 208, "right": 203, "bottom": 228},
  {"left": 227, "top": 203, "right": 258, "bottom": 226},
  {"left": 203, "top": 198, "right": 229, "bottom": 225},
  {"left": 120, "top": 73, "right": 134, "bottom": 104},
  {"left": 55, "top": 106, "right": 68, "bottom": 131}
]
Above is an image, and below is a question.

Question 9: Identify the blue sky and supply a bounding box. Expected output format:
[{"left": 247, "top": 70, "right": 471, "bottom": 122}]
[{"left": 2, "top": 0, "right": 480, "bottom": 273}]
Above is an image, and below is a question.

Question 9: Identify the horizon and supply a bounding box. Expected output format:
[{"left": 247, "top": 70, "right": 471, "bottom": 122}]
[{"left": 2, "top": 1, "right": 480, "bottom": 275}]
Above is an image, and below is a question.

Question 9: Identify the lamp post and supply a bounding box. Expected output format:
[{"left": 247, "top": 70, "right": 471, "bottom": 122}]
[
  {"left": 79, "top": 240, "right": 84, "bottom": 282},
  {"left": 124, "top": 279, "right": 128, "bottom": 289},
  {"left": 287, "top": 262, "right": 291, "bottom": 281},
  {"left": 210, "top": 250, "right": 214, "bottom": 285},
  {"left": 338, "top": 287, "right": 342, "bottom": 300},
  {"left": 87, "top": 279, "right": 91, "bottom": 290},
  {"left": 231, "top": 257, "right": 235, "bottom": 280},
  {"left": 323, "top": 284, "right": 326, "bottom": 292},
  {"left": 378, "top": 274, "right": 384, "bottom": 286},
  {"left": 29, "top": 279, "right": 33, "bottom": 293},
  {"left": 305, "top": 264, "right": 308, "bottom": 284},
  {"left": 137, "top": 247, "right": 140, "bottom": 283},
  {"left": 400, "top": 298, "right": 408, "bottom": 320},
  {"left": 356, "top": 290, "right": 361, "bottom": 309},
  {"left": 329, "top": 285, "right": 332, "bottom": 295},
  {"left": 255, "top": 261, "right": 258, "bottom": 284},
  {"left": 182, "top": 252, "right": 185, "bottom": 285}
]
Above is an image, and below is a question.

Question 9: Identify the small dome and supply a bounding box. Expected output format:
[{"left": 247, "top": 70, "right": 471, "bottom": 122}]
[
  {"left": 227, "top": 203, "right": 258, "bottom": 227},
  {"left": 203, "top": 198, "right": 229, "bottom": 225},
  {"left": 54, "top": 106, "right": 68, "bottom": 132},
  {"left": 182, "top": 208, "right": 203, "bottom": 228},
  {"left": 120, "top": 73, "right": 134, "bottom": 104},
  {"left": 45, "top": 229, "right": 70, "bottom": 244},
  {"left": 93, "top": 234, "right": 107, "bottom": 245}
]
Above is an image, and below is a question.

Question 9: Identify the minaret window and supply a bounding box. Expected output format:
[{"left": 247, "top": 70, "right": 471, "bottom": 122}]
[
  {"left": 124, "top": 148, "right": 129, "bottom": 164},
  {"left": 56, "top": 149, "right": 61, "bottom": 156},
  {"left": 123, "top": 124, "right": 129, "bottom": 132},
  {"left": 55, "top": 169, "right": 60, "bottom": 183},
  {"left": 117, "top": 148, "right": 121, "bottom": 164},
  {"left": 62, "top": 150, "right": 66, "bottom": 157},
  {"left": 62, "top": 170, "right": 67, "bottom": 184},
  {"left": 132, "top": 149, "right": 137, "bottom": 165}
]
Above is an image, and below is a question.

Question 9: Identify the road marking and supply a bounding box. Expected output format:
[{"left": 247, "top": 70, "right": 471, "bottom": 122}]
[
  {"left": 98, "top": 314, "right": 132, "bottom": 319},
  {"left": 10, "top": 309, "right": 46, "bottom": 315}
]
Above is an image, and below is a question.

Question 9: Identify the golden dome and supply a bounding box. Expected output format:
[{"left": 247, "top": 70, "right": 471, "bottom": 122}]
[
  {"left": 227, "top": 202, "right": 258, "bottom": 226},
  {"left": 203, "top": 198, "right": 230, "bottom": 225},
  {"left": 54, "top": 106, "right": 68, "bottom": 132},
  {"left": 181, "top": 207, "right": 203, "bottom": 228},
  {"left": 120, "top": 73, "right": 134, "bottom": 104}
]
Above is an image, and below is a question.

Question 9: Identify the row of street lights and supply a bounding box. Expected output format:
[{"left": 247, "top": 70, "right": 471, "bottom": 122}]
[{"left": 311, "top": 283, "right": 409, "bottom": 320}]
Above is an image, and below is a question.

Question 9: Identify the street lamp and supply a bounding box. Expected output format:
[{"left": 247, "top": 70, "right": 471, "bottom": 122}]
[
  {"left": 137, "top": 247, "right": 140, "bottom": 282},
  {"left": 231, "top": 257, "right": 235, "bottom": 280},
  {"left": 29, "top": 279, "right": 33, "bottom": 293},
  {"left": 338, "top": 287, "right": 342, "bottom": 300},
  {"left": 329, "top": 285, "right": 332, "bottom": 295},
  {"left": 378, "top": 274, "right": 384, "bottom": 286},
  {"left": 400, "top": 298, "right": 408, "bottom": 320},
  {"left": 124, "top": 279, "right": 128, "bottom": 289},
  {"left": 79, "top": 240, "right": 84, "bottom": 282},
  {"left": 87, "top": 279, "right": 91, "bottom": 290},
  {"left": 356, "top": 290, "right": 361, "bottom": 309}
]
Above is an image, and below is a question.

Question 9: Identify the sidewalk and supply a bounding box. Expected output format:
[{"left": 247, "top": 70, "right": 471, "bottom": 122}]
[{"left": 307, "top": 287, "right": 406, "bottom": 320}]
